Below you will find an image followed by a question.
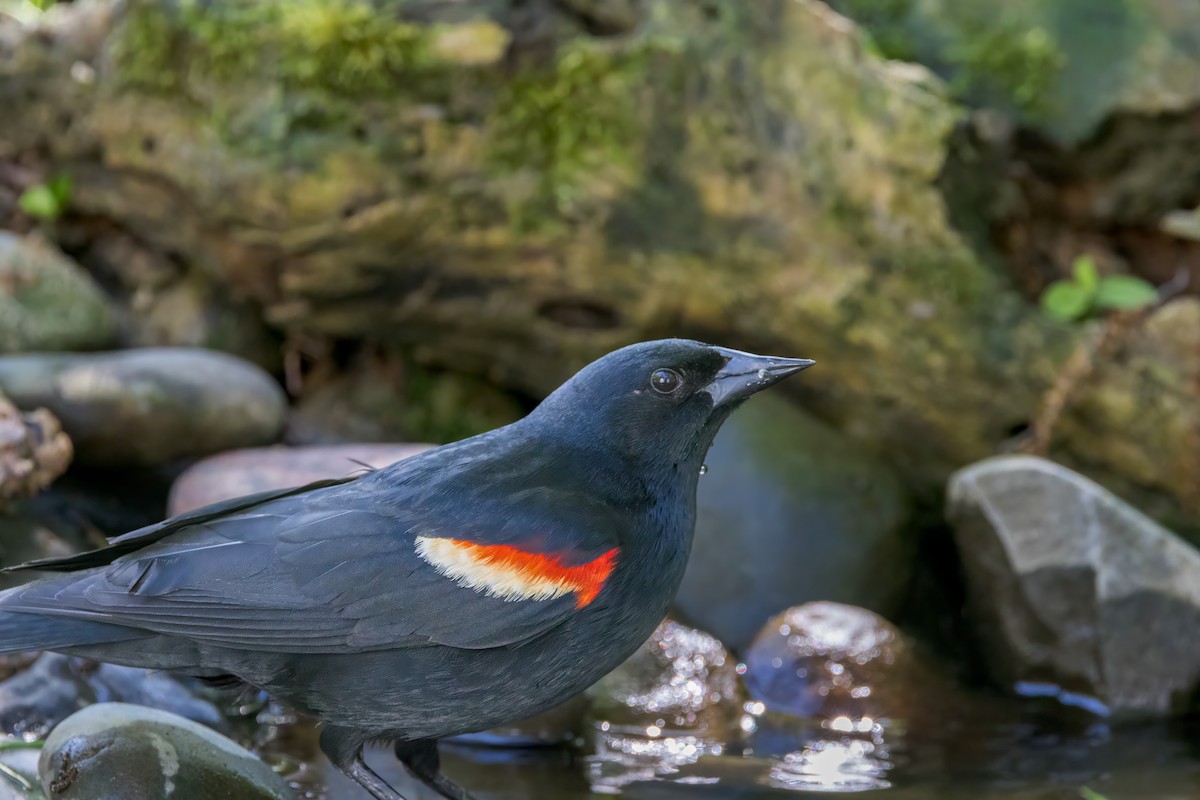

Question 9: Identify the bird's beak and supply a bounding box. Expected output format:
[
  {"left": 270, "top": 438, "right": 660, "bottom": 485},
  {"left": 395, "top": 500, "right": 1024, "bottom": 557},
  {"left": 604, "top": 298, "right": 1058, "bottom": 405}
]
[{"left": 703, "top": 347, "right": 815, "bottom": 408}]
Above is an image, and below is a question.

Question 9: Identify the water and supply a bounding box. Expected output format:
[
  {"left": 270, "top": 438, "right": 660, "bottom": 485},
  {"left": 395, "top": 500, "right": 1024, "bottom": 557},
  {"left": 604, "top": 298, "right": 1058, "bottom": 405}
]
[{"left": 279, "top": 698, "right": 1200, "bottom": 799}]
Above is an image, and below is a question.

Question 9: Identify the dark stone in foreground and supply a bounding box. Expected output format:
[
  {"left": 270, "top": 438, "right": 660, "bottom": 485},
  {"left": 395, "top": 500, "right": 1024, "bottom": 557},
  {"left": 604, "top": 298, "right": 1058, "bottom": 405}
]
[{"left": 39, "top": 703, "right": 291, "bottom": 800}]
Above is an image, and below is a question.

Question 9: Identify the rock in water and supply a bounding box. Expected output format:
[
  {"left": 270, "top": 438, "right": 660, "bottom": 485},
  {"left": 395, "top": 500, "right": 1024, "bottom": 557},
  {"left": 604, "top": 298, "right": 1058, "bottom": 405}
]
[
  {"left": 0, "top": 349, "right": 287, "bottom": 466},
  {"left": 587, "top": 619, "right": 743, "bottom": 792},
  {"left": 0, "top": 653, "right": 224, "bottom": 741},
  {"left": 0, "top": 234, "right": 115, "bottom": 354},
  {"left": 947, "top": 455, "right": 1200, "bottom": 716},
  {"left": 740, "top": 602, "right": 945, "bottom": 723},
  {"left": 167, "top": 444, "right": 432, "bottom": 515},
  {"left": 39, "top": 703, "right": 290, "bottom": 800},
  {"left": 675, "top": 394, "right": 913, "bottom": 651}
]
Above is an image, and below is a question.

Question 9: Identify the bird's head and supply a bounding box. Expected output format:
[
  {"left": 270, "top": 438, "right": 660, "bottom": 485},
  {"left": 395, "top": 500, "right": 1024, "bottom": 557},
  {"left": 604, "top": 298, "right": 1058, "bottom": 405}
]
[{"left": 531, "top": 339, "right": 814, "bottom": 472}]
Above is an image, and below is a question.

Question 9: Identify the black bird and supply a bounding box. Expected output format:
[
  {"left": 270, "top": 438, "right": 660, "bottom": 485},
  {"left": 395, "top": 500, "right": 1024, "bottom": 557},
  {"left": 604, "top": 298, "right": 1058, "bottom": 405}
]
[{"left": 0, "top": 339, "right": 812, "bottom": 799}]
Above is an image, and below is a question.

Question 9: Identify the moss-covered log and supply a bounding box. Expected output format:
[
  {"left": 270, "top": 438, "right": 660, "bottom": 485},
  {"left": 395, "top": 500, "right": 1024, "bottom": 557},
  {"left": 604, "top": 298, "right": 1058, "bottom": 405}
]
[{"left": 1, "top": 0, "right": 1197, "bottom": 528}]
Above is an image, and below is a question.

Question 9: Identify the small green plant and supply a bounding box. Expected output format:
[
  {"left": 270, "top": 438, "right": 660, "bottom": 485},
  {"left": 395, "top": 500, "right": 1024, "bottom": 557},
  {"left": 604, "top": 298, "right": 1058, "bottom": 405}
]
[
  {"left": 1040, "top": 256, "right": 1158, "bottom": 322},
  {"left": 17, "top": 175, "right": 72, "bottom": 221},
  {"left": 1079, "top": 788, "right": 1109, "bottom": 800}
]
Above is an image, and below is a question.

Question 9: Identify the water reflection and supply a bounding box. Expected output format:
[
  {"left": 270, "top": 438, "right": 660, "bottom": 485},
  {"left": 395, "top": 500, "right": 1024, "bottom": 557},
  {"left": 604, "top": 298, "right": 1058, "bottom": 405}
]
[
  {"left": 588, "top": 723, "right": 725, "bottom": 791},
  {"left": 766, "top": 737, "right": 891, "bottom": 792}
]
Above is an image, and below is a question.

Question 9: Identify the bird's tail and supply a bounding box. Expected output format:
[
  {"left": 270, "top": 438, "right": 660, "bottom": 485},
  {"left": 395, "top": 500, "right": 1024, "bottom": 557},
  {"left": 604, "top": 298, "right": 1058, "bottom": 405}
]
[{"left": 0, "top": 586, "right": 146, "bottom": 655}]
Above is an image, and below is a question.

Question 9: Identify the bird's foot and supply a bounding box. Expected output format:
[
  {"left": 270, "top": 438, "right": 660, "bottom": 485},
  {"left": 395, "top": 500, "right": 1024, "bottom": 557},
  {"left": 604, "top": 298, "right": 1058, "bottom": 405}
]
[
  {"left": 346, "top": 755, "right": 408, "bottom": 800},
  {"left": 395, "top": 740, "right": 477, "bottom": 800},
  {"left": 321, "top": 726, "right": 410, "bottom": 800}
]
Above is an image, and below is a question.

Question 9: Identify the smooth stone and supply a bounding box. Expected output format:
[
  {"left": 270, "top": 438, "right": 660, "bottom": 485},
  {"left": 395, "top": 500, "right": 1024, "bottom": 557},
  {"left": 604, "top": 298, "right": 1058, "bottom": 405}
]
[
  {"left": 0, "top": 654, "right": 224, "bottom": 741},
  {"left": 0, "top": 233, "right": 115, "bottom": 354},
  {"left": 0, "top": 390, "right": 72, "bottom": 502},
  {"left": 39, "top": 703, "right": 290, "bottom": 800},
  {"left": 0, "top": 348, "right": 287, "bottom": 466},
  {"left": 167, "top": 444, "right": 432, "bottom": 515},
  {"left": 674, "top": 393, "right": 913, "bottom": 651},
  {"left": 947, "top": 455, "right": 1200, "bottom": 716}
]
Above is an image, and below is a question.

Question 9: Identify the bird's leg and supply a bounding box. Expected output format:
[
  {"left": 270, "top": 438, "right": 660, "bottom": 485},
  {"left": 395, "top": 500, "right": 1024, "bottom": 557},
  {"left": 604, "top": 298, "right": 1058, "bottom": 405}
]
[
  {"left": 320, "top": 726, "right": 408, "bottom": 800},
  {"left": 394, "top": 740, "right": 477, "bottom": 800}
]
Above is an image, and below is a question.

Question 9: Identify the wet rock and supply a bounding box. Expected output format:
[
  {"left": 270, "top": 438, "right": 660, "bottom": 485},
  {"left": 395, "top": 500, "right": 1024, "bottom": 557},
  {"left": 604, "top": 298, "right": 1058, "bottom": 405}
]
[
  {"left": 675, "top": 394, "right": 913, "bottom": 651},
  {"left": 0, "top": 390, "right": 71, "bottom": 502},
  {"left": 592, "top": 619, "right": 743, "bottom": 735},
  {"left": 39, "top": 703, "right": 290, "bottom": 800},
  {"left": 741, "top": 602, "right": 928, "bottom": 721},
  {"left": 0, "top": 348, "right": 287, "bottom": 466},
  {"left": 739, "top": 602, "right": 952, "bottom": 793},
  {"left": 0, "top": 746, "right": 44, "bottom": 800},
  {"left": 0, "top": 653, "right": 224, "bottom": 741},
  {"left": 947, "top": 455, "right": 1200, "bottom": 716},
  {"left": 0, "top": 233, "right": 115, "bottom": 354},
  {"left": 587, "top": 619, "right": 743, "bottom": 791},
  {"left": 168, "top": 443, "right": 431, "bottom": 515}
]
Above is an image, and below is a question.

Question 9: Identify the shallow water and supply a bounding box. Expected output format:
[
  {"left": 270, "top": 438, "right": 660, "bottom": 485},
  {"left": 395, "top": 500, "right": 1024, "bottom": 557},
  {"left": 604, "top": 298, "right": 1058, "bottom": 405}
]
[{"left": 289, "top": 700, "right": 1200, "bottom": 800}]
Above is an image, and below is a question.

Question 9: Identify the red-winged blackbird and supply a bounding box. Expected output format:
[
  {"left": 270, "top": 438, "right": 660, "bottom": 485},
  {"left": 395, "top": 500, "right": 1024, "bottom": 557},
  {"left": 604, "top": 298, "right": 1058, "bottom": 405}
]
[{"left": 0, "top": 339, "right": 812, "bottom": 799}]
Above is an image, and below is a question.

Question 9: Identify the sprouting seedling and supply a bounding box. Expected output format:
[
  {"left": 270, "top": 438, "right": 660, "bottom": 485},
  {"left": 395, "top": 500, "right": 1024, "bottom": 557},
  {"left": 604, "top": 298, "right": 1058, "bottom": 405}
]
[
  {"left": 17, "top": 174, "right": 72, "bottom": 221},
  {"left": 1040, "top": 256, "right": 1159, "bottom": 322},
  {"left": 1078, "top": 788, "right": 1109, "bottom": 800}
]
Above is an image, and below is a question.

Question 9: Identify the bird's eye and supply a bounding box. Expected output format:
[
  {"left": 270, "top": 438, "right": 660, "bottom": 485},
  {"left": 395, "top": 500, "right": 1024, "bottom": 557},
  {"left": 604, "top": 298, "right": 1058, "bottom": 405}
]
[{"left": 650, "top": 368, "right": 683, "bottom": 394}]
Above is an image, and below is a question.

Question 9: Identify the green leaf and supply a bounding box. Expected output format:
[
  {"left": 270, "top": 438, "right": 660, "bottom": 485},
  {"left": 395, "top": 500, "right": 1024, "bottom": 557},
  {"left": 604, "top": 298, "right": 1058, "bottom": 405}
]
[
  {"left": 47, "top": 174, "right": 72, "bottom": 206},
  {"left": 1041, "top": 280, "right": 1092, "bottom": 321},
  {"left": 1072, "top": 256, "right": 1099, "bottom": 292},
  {"left": 1094, "top": 275, "right": 1158, "bottom": 311},
  {"left": 1079, "top": 788, "right": 1109, "bottom": 800},
  {"left": 17, "top": 185, "right": 62, "bottom": 220}
]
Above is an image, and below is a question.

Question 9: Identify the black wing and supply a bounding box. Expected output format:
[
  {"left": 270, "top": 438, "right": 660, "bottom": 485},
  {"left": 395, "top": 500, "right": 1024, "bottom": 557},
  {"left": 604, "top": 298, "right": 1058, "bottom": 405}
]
[{"left": 2, "top": 438, "right": 626, "bottom": 653}]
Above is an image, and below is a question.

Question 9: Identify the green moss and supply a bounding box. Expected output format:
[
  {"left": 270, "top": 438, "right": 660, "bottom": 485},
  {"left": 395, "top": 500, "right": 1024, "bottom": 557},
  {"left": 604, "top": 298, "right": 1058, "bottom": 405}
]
[
  {"left": 947, "top": 18, "right": 1064, "bottom": 116},
  {"left": 111, "top": 1, "right": 184, "bottom": 93},
  {"left": 115, "top": 0, "right": 439, "bottom": 98},
  {"left": 488, "top": 40, "right": 658, "bottom": 227}
]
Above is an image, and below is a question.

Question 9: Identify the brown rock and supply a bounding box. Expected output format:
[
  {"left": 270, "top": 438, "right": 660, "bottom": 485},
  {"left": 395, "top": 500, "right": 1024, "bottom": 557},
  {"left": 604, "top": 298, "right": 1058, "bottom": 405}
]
[{"left": 168, "top": 444, "right": 431, "bottom": 515}]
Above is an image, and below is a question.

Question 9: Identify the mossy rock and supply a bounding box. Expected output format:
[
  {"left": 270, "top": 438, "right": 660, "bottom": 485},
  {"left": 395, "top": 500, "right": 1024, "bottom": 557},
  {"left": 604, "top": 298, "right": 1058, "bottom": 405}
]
[
  {"left": 829, "top": 0, "right": 1200, "bottom": 143},
  {"left": 2, "top": 0, "right": 1198, "bottom": 527},
  {"left": 0, "top": 234, "right": 116, "bottom": 354}
]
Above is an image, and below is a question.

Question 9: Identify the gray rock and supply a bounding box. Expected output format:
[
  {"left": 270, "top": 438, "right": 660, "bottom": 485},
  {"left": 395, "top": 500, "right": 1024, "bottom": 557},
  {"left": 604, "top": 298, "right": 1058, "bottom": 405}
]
[
  {"left": 39, "top": 703, "right": 290, "bottom": 800},
  {"left": 674, "top": 394, "right": 913, "bottom": 651},
  {"left": 167, "top": 444, "right": 432, "bottom": 516},
  {"left": 947, "top": 455, "right": 1200, "bottom": 716},
  {"left": 0, "top": 349, "right": 287, "bottom": 465},
  {"left": 0, "top": 654, "right": 224, "bottom": 741},
  {"left": 0, "top": 234, "right": 115, "bottom": 354}
]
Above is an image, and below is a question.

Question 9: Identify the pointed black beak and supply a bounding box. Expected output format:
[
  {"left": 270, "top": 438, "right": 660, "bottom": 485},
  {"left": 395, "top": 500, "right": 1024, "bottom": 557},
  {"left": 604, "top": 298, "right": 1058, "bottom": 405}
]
[{"left": 703, "top": 347, "right": 815, "bottom": 408}]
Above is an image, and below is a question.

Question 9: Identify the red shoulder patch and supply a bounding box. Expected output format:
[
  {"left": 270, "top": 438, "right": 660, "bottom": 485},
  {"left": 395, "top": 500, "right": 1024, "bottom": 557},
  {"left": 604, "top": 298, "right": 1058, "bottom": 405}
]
[{"left": 415, "top": 536, "right": 618, "bottom": 608}]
